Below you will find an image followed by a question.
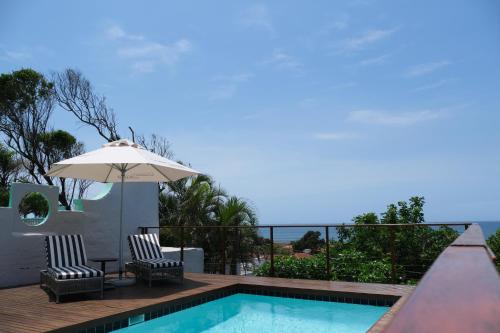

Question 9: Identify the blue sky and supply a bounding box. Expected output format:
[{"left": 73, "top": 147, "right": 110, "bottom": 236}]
[{"left": 1, "top": 0, "right": 499, "bottom": 223}]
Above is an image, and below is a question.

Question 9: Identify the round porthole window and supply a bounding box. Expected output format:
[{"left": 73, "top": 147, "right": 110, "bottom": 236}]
[{"left": 18, "top": 192, "right": 50, "bottom": 226}]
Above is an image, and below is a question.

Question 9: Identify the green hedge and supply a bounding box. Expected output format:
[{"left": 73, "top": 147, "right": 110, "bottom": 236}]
[{"left": 254, "top": 249, "right": 393, "bottom": 283}]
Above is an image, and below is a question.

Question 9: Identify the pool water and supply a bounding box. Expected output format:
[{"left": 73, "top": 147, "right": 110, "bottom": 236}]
[{"left": 117, "top": 293, "right": 388, "bottom": 333}]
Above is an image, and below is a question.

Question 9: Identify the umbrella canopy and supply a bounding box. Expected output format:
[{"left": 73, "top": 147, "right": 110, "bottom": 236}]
[
  {"left": 46, "top": 139, "right": 200, "bottom": 282},
  {"left": 46, "top": 139, "right": 199, "bottom": 182}
]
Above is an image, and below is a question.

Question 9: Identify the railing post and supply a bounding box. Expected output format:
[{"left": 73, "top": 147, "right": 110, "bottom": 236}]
[
  {"left": 180, "top": 226, "right": 185, "bottom": 262},
  {"left": 221, "top": 227, "right": 226, "bottom": 275},
  {"left": 235, "top": 227, "right": 241, "bottom": 276},
  {"left": 270, "top": 226, "right": 274, "bottom": 277},
  {"left": 390, "top": 226, "right": 397, "bottom": 283},
  {"left": 140, "top": 227, "right": 148, "bottom": 234},
  {"left": 325, "top": 226, "right": 330, "bottom": 278}
]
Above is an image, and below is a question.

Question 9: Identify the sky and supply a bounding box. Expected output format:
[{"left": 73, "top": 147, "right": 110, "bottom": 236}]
[{"left": 1, "top": 0, "right": 499, "bottom": 224}]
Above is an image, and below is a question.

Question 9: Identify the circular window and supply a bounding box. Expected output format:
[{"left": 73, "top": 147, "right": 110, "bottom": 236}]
[{"left": 18, "top": 192, "right": 50, "bottom": 226}]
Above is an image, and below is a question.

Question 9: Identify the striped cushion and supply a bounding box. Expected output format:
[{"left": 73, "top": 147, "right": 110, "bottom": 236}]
[
  {"left": 128, "top": 234, "right": 163, "bottom": 260},
  {"left": 48, "top": 265, "right": 103, "bottom": 280},
  {"left": 138, "top": 258, "right": 183, "bottom": 269},
  {"left": 46, "top": 235, "right": 87, "bottom": 268}
]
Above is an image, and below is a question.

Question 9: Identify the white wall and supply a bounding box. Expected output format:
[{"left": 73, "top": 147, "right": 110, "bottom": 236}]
[
  {"left": 162, "top": 247, "right": 204, "bottom": 273},
  {"left": 0, "top": 182, "right": 159, "bottom": 287}
]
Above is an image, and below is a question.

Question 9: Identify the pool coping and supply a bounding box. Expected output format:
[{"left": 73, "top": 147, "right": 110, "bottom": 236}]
[{"left": 55, "top": 283, "right": 406, "bottom": 333}]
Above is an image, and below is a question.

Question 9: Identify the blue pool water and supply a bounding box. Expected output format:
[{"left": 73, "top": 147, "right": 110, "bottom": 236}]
[{"left": 117, "top": 293, "right": 388, "bottom": 333}]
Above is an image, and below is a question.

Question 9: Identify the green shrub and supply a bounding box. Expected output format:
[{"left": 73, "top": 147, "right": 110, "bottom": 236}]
[
  {"left": 487, "top": 228, "right": 500, "bottom": 271},
  {"left": 254, "top": 249, "right": 393, "bottom": 283},
  {"left": 330, "top": 249, "right": 392, "bottom": 283},
  {"left": 254, "top": 255, "right": 329, "bottom": 280}
]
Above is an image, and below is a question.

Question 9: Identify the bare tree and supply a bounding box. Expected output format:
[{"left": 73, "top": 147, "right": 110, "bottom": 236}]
[
  {"left": 0, "top": 69, "right": 89, "bottom": 209},
  {"left": 136, "top": 133, "right": 174, "bottom": 159},
  {"left": 54, "top": 69, "right": 120, "bottom": 142},
  {"left": 136, "top": 133, "right": 174, "bottom": 192}
]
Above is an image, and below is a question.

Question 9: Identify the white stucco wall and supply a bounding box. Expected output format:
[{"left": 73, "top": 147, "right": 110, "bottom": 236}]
[
  {"left": 0, "top": 182, "right": 159, "bottom": 287},
  {"left": 162, "top": 247, "right": 204, "bottom": 273}
]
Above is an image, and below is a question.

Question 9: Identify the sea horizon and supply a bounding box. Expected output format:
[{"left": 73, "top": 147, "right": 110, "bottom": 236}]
[{"left": 258, "top": 220, "right": 500, "bottom": 243}]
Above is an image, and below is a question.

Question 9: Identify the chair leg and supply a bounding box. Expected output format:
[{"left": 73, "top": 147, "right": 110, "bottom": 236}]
[{"left": 56, "top": 294, "right": 60, "bottom": 304}]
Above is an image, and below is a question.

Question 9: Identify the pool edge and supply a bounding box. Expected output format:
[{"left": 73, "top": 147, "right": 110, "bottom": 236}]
[{"left": 51, "top": 283, "right": 402, "bottom": 333}]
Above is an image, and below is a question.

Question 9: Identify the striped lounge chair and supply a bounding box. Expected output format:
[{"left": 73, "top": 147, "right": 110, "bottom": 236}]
[
  {"left": 40, "top": 234, "right": 103, "bottom": 303},
  {"left": 127, "top": 234, "right": 183, "bottom": 287}
]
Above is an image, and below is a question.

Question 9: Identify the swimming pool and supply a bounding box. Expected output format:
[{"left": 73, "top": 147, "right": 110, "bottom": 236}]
[{"left": 116, "top": 293, "right": 388, "bottom": 333}]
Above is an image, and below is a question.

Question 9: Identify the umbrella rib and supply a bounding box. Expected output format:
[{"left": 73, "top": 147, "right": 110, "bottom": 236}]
[
  {"left": 150, "top": 164, "right": 174, "bottom": 182},
  {"left": 125, "top": 164, "right": 140, "bottom": 173},
  {"left": 45, "top": 164, "right": 72, "bottom": 177},
  {"left": 103, "top": 164, "right": 114, "bottom": 183}
]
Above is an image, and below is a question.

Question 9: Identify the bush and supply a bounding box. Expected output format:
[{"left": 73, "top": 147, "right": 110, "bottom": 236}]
[
  {"left": 330, "top": 249, "right": 392, "bottom": 283},
  {"left": 254, "top": 249, "right": 393, "bottom": 283},
  {"left": 254, "top": 255, "right": 329, "bottom": 280},
  {"left": 487, "top": 228, "right": 500, "bottom": 271},
  {"left": 291, "top": 231, "right": 325, "bottom": 253}
]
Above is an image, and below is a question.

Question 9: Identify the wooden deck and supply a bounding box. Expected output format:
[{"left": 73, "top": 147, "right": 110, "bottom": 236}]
[{"left": 0, "top": 273, "right": 414, "bottom": 333}]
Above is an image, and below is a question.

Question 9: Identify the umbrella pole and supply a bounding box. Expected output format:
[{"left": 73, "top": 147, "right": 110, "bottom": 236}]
[
  {"left": 113, "top": 166, "right": 134, "bottom": 286},
  {"left": 119, "top": 170, "right": 124, "bottom": 279}
]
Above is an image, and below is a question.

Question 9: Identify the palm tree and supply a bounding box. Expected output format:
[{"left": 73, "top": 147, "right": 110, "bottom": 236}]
[
  {"left": 160, "top": 174, "right": 225, "bottom": 226},
  {"left": 158, "top": 174, "right": 259, "bottom": 274},
  {"left": 216, "top": 196, "right": 258, "bottom": 274},
  {"left": 159, "top": 174, "right": 226, "bottom": 270}
]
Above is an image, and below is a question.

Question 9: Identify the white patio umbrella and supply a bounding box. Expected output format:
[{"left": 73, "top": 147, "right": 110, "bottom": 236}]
[{"left": 46, "top": 139, "right": 200, "bottom": 281}]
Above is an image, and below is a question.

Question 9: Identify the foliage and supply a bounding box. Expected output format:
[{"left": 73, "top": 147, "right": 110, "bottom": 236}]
[
  {"left": 0, "top": 144, "right": 20, "bottom": 206},
  {"left": 256, "top": 196, "right": 459, "bottom": 284},
  {"left": 18, "top": 192, "right": 49, "bottom": 218},
  {"left": 0, "top": 67, "right": 175, "bottom": 209},
  {"left": 291, "top": 230, "right": 325, "bottom": 253},
  {"left": 0, "top": 69, "right": 88, "bottom": 209},
  {"left": 254, "top": 248, "right": 392, "bottom": 283},
  {"left": 255, "top": 254, "right": 329, "bottom": 280},
  {"left": 486, "top": 229, "right": 500, "bottom": 271},
  {"left": 159, "top": 174, "right": 259, "bottom": 274}
]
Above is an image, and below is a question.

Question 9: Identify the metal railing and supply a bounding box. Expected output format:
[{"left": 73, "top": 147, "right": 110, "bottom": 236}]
[{"left": 139, "top": 222, "right": 471, "bottom": 284}]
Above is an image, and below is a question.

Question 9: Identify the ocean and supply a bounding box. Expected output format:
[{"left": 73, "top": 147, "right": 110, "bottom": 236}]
[{"left": 258, "top": 221, "right": 500, "bottom": 243}]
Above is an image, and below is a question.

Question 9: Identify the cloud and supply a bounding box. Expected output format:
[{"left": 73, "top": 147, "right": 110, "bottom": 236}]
[
  {"left": 336, "top": 28, "right": 398, "bottom": 53},
  {"left": 298, "top": 98, "right": 318, "bottom": 109},
  {"left": 239, "top": 4, "right": 275, "bottom": 36},
  {"left": 332, "top": 19, "right": 349, "bottom": 31},
  {"left": 0, "top": 50, "right": 32, "bottom": 61},
  {"left": 313, "top": 132, "right": 360, "bottom": 140},
  {"left": 348, "top": 110, "right": 445, "bottom": 126},
  {"left": 319, "top": 14, "right": 350, "bottom": 33},
  {"left": 358, "top": 53, "right": 390, "bottom": 66},
  {"left": 263, "top": 49, "right": 303, "bottom": 72},
  {"left": 208, "top": 72, "right": 254, "bottom": 101},
  {"left": 412, "top": 79, "right": 451, "bottom": 92},
  {"left": 106, "top": 24, "right": 192, "bottom": 72},
  {"left": 405, "top": 61, "right": 450, "bottom": 77},
  {"left": 330, "top": 81, "right": 357, "bottom": 89},
  {"left": 105, "top": 25, "right": 143, "bottom": 41},
  {"left": 132, "top": 61, "right": 155, "bottom": 73},
  {"left": 208, "top": 85, "right": 238, "bottom": 101},
  {"left": 242, "top": 113, "right": 261, "bottom": 120},
  {"left": 211, "top": 73, "right": 254, "bottom": 82},
  {"left": 117, "top": 39, "right": 191, "bottom": 64}
]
